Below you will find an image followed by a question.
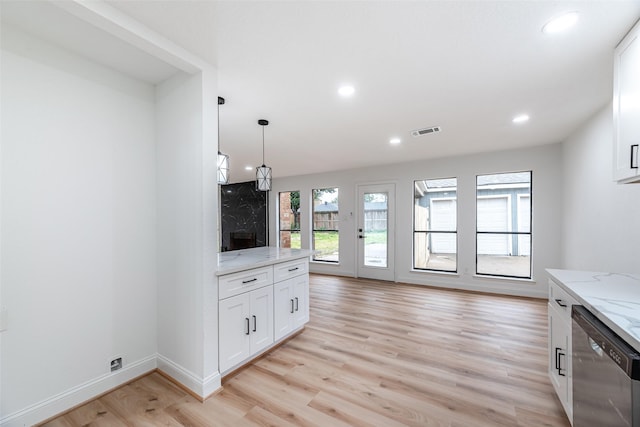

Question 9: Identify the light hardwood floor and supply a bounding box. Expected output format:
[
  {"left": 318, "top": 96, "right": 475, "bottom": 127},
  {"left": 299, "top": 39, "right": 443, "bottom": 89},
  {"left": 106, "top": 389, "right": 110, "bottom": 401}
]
[{"left": 42, "top": 274, "right": 570, "bottom": 427}]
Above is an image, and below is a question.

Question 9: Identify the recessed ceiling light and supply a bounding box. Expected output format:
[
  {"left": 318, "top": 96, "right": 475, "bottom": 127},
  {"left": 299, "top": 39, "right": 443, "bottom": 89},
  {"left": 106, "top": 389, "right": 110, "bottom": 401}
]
[
  {"left": 244, "top": 166, "right": 253, "bottom": 171},
  {"left": 512, "top": 114, "right": 530, "bottom": 124},
  {"left": 338, "top": 85, "right": 355, "bottom": 97},
  {"left": 390, "top": 138, "right": 401, "bottom": 145},
  {"left": 542, "top": 11, "right": 579, "bottom": 34}
]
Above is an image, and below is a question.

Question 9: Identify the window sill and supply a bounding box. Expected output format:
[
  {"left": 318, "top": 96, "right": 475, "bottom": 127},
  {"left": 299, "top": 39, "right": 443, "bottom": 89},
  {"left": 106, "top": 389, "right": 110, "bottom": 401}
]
[
  {"left": 410, "top": 269, "right": 460, "bottom": 277},
  {"left": 473, "top": 274, "right": 537, "bottom": 284},
  {"left": 310, "top": 260, "right": 340, "bottom": 266}
]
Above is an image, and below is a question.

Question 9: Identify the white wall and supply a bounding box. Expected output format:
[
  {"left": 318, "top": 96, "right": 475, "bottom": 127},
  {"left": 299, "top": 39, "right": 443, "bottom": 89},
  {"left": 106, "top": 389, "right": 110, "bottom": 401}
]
[
  {"left": 155, "top": 70, "right": 220, "bottom": 397},
  {"left": 1, "top": 19, "right": 220, "bottom": 424},
  {"left": 1, "top": 26, "right": 158, "bottom": 423},
  {"left": 562, "top": 104, "right": 640, "bottom": 272},
  {"left": 272, "top": 143, "right": 563, "bottom": 298}
]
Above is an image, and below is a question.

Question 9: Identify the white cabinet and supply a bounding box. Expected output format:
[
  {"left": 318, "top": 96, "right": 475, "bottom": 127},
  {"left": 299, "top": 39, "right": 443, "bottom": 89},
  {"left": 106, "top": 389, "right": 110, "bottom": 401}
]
[
  {"left": 274, "top": 274, "right": 309, "bottom": 341},
  {"left": 219, "top": 267, "right": 274, "bottom": 373},
  {"left": 613, "top": 18, "right": 640, "bottom": 183},
  {"left": 548, "top": 278, "right": 578, "bottom": 425},
  {"left": 274, "top": 259, "right": 309, "bottom": 341},
  {"left": 218, "top": 256, "right": 310, "bottom": 374}
]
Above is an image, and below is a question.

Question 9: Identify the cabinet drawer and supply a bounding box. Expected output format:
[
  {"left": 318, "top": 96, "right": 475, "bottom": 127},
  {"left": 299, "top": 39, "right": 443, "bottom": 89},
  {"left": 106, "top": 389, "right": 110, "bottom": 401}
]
[
  {"left": 219, "top": 266, "right": 273, "bottom": 300},
  {"left": 273, "top": 258, "right": 308, "bottom": 282},
  {"left": 549, "top": 279, "right": 577, "bottom": 319}
]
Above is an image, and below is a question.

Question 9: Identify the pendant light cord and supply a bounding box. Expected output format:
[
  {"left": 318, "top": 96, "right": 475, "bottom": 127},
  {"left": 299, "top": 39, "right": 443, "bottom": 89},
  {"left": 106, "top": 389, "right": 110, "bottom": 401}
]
[{"left": 262, "top": 126, "right": 265, "bottom": 165}]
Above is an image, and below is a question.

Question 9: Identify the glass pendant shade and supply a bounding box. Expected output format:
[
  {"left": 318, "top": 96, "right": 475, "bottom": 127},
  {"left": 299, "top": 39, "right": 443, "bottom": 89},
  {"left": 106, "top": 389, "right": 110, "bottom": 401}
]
[
  {"left": 256, "top": 164, "right": 272, "bottom": 191},
  {"left": 217, "top": 151, "right": 229, "bottom": 185},
  {"left": 217, "top": 96, "right": 229, "bottom": 185},
  {"left": 256, "top": 119, "right": 271, "bottom": 191}
]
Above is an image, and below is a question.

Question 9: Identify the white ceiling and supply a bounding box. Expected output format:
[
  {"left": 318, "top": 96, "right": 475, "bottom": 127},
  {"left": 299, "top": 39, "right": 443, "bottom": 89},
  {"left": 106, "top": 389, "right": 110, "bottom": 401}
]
[{"left": 11, "top": 1, "right": 640, "bottom": 183}]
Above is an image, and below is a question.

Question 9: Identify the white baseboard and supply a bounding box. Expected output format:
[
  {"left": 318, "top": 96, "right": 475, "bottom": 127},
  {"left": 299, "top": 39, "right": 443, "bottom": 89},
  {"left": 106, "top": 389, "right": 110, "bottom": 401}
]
[
  {"left": 156, "top": 354, "right": 221, "bottom": 399},
  {"left": 0, "top": 355, "right": 157, "bottom": 427},
  {"left": 1, "top": 355, "right": 222, "bottom": 427}
]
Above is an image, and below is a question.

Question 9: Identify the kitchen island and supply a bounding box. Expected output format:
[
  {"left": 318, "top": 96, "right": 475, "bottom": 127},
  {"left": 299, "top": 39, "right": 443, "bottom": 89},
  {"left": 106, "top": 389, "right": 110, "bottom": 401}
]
[{"left": 217, "top": 247, "right": 313, "bottom": 374}]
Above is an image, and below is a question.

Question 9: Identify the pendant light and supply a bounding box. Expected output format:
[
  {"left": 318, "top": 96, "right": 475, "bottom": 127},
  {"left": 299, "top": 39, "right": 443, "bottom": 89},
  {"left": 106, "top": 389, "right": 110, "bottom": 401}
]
[
  {"left": 256, "top": 119, "right": 272, "bottom": 191},
  {"left": 217, "top": 96, "right": 230, "bottom": 185}
]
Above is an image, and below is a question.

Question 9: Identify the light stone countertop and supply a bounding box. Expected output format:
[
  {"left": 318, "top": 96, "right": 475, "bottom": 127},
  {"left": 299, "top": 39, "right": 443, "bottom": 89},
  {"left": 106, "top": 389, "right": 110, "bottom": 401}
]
[
  {"left": 217, "top": 246, "right": 314, "bottom": 276},
  {"left": 547, "top": 269, "right": 640, "bottom": 351}
]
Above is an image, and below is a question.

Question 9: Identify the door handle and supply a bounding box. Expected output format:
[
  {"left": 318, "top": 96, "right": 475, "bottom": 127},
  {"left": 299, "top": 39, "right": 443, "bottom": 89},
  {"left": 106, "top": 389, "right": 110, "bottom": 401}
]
[
  {"left": 252, "top": 315, "right": 257, "bottom": 332},
  {"left": 358, "top": 235, "right": 364, "bottom": 239},
  {"left": 631, "top": 144, "right": 638, "bottom": 169},
  {"left": 295, "top": 297, "right": 299, "bottom": 312},
  {"left": 555, "top": 347, "right": 566, "bottom": 376},
  {"left": 245, "top": 318, "right": 250, "bottom": 335},
  {"left": 290, "top": 299, "right": 294, "bottom": 313},
  {"left": 554, "top": 299, "right": 567, "bottom": 308}
]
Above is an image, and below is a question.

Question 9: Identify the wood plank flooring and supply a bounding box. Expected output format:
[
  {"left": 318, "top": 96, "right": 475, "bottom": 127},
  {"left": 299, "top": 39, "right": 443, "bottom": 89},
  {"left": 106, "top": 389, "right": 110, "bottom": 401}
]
[{"left": 42, "top": 274, "right": 570, "bottom": 427}]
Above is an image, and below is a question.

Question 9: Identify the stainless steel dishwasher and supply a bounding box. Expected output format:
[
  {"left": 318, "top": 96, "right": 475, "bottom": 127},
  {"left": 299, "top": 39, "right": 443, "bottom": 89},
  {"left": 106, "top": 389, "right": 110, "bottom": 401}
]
[{"left": 572, "top": 305, "right": 640, "bottom": 426}]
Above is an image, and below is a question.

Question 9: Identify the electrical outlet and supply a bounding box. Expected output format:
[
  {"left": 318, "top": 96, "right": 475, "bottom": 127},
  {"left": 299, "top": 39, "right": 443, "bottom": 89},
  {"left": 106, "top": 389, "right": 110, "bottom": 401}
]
[{"left": 110, "top": 357, "right": 123, "bottom": 372}]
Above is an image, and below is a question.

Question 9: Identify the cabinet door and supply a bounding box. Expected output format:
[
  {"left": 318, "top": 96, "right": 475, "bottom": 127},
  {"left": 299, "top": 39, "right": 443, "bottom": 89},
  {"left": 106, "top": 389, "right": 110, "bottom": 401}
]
[
  {"left": 274, "top": 280, "right": 294, "bottom": 341},
  {"left": 250, "top": 285, "right": 274, "bottom": 354},
  {"left": 548, "top": 303, "right": 572, "bottom": 422},
  {"left": 614, "top": 19, "right": 640, "bottom": 183},
  {"left": 292, "top": 274, "right": 309, "bottom": 328},
  {"left": 219, "top": 293, "right": 251, "bottom": 372}
]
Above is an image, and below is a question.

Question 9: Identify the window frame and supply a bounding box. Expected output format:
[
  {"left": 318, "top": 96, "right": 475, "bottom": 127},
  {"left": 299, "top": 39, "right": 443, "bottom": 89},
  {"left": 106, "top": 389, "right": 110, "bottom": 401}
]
[
  {"left": 412, "top": 177, "right": 458, "bottom": 273},
  {"left": 277, "top": 190, "right": 301, "bottom": 249},
  {"left": 312, "top": 187, "right": 339, "bottom": 263},
  {"left": 475, "top": 171, "right": 532, "bottom": 279}
]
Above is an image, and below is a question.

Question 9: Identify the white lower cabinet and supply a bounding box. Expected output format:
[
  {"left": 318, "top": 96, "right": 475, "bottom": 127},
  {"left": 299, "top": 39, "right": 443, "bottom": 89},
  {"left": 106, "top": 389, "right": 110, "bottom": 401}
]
[
  {"left": 218, "top": 258, "right": 310, "bottom": 374},
  {"left": 274, "top": 274, "right": 309, "bottom": 341},
  {"left": 219, "top": 283, "right": 274, "bottom": 373},
  {"left": 548, "top": 278, "right": 578, "bottom": 425}
]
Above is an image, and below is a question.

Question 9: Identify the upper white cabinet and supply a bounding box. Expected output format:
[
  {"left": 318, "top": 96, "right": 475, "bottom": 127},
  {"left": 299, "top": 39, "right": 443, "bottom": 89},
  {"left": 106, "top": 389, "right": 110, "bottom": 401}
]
[{"left": 614, "top": 19, "right": 640, "bottom": 184}]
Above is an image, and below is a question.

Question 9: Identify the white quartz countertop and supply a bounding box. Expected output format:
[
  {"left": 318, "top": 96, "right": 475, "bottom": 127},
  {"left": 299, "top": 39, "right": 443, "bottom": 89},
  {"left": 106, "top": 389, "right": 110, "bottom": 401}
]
[
  {"left": 217, "top": 247, "right": 314, "bottom": 276},
  {"left": 547, "top": 269, "right": 640, "bottom": 351}
]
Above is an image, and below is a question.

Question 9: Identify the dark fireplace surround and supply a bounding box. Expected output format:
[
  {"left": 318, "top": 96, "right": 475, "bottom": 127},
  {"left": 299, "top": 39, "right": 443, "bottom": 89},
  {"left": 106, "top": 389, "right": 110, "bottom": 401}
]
[{"left": 220, "top": 181, "right": 267, "bottom": 252}]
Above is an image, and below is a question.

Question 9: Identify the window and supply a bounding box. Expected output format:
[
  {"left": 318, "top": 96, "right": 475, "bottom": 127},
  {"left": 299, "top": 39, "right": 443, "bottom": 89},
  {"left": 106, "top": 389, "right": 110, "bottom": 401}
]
[
  {"left": 413, "top": 178, "right": 457, "bottom": 272},
  {"left": 278, "top": 191, "right": 300, "bottom": 249},
  {"left": 312, "top": 188, "right": 339, "bottom": 262},
  {"left": 476, "top": 171, "right": 532, "bottom": 278}
]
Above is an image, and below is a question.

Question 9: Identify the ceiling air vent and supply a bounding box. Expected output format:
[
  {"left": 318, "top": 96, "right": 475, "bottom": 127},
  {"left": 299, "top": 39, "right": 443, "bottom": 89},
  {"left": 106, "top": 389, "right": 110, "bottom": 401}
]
[{"left": 411, "top": 126, "right": 441, "bottom": 138}]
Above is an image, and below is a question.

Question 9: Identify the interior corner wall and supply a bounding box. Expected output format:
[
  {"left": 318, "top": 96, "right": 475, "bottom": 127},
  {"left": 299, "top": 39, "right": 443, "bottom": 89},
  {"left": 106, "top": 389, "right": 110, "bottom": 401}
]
[
  {"left": 1, "top": 26, "right": 158, "bottom": 424},
  {"left": 271, "top": 143, "right": 563, "bottom": 298},
  {"left": 155, "top": 69, "right": 220, "bottom": 396},
  {"left": 561, "top": 103, "right": 640, "bottom": 272}
]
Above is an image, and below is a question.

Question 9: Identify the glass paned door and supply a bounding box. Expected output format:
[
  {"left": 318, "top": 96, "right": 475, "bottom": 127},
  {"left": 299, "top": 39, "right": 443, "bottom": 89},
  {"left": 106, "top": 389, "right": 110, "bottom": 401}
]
[
  {"left": 363, "top": 192, "right": 388, "bottom": 267},
  {"left": 357, "top": 183, "right": 395, "bottom": 281}
]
